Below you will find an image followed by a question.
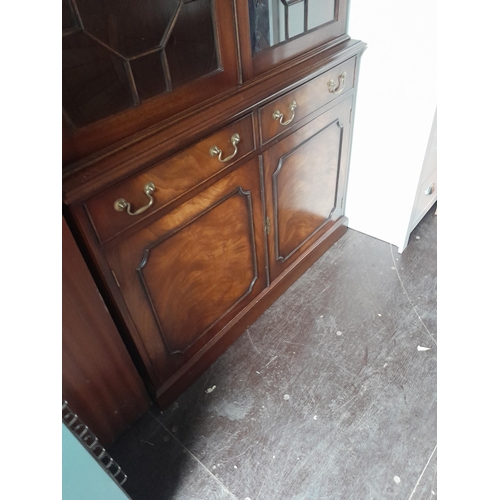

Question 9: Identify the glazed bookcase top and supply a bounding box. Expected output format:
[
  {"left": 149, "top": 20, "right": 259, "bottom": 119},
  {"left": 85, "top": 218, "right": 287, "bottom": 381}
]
[
  {"left": 62, "top": 0, "right": 219, "bottom": 129},
  {"left": 62, "top": 0, "right": 352, "bottom": 171}
]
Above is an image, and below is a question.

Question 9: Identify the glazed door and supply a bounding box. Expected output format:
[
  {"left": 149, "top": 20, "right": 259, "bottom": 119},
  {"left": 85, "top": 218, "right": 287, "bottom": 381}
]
[
  {"left": 236, "top": 0, "right": 349, "bottom": 78},
  {"left": 104, "top": 159, "right": 267, "bottom": 387},
  {"left": 262, "top": 97, "right": 352, "bottom": 282},
  {"left": 62, "top": 0, "right": 239, "bottom": 161}
]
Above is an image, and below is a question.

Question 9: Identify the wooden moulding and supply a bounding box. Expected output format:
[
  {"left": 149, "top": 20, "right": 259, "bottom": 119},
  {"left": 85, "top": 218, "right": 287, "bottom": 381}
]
[
  {"left": 62, "top": 40, "right": 366, "bottom": 205},
  {"left": 154, "top": 215, "right": 348, "bottom": 409}
]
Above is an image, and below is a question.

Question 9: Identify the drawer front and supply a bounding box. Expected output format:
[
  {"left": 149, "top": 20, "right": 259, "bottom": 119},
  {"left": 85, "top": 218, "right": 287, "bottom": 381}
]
[
  {"left": 84, "top": 114, "right": 255, "bottom": 243},
  {"left": 259, "top": 57, "right": 356, "bottom": 145}
]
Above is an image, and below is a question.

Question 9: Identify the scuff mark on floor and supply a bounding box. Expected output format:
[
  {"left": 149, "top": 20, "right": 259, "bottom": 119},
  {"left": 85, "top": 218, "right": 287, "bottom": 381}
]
[{"left": 265, "top": 356, "right": 278, "bottom": 367}]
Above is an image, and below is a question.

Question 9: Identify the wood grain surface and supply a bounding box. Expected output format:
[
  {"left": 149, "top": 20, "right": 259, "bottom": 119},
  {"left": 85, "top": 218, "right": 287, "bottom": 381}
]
[
  {"left": 104, "top": 158, "right": 266, "bottom": 385},
  {"left": 62, "top": 217, "right": 150, "bottom": 446},
  {"left": 84, "top": 114, "right": 255, "bottom": 243},
  {"left": 263, "top": 97, "right": 352, "bottom": 281},
  {"left": 258, "top": 57, "right": 356, "bottom": 145}
]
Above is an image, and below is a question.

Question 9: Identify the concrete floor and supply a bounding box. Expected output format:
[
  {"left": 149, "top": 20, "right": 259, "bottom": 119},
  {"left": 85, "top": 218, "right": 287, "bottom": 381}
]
[{"left": 110, "top": 203, "right": 437, "bottom": 500}]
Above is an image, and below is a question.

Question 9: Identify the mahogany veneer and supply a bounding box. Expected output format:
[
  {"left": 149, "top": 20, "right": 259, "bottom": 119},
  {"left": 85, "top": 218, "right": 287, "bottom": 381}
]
[
  {"left": 62, "top": 217, "right": 150, "bottom": 445},
  {"left": 63, "top": 0, "right": 366, "bottom": 411}
]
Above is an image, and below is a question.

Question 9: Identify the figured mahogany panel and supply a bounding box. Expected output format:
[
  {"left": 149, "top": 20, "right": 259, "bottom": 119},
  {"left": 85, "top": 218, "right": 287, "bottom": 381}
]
[
  {"left": 85, "top": 114, "right": 255, "bottom": 244},
  {"left": 62, "top": 217, "right": 150, "bottom": 446},
  {"left": 104, "top": 158, "right": 266, "bottom": 384},
  {"left": 138, "top": 188, "right": 258, "bottom": 354},
  {"left": 263, "top": 97, "right": 352, "bottom": 281},
  {"left": 274, "top": 122, "right": 342, "bottom": 258}
]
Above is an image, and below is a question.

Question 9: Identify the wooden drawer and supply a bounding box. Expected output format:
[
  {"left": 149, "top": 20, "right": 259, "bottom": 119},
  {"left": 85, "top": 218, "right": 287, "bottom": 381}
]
[
  {"left": 84, "top": 114, "right": 255, "bottom": 243},
  {"left": 258, "top": 57, "right": 356, "bottom": 145}
]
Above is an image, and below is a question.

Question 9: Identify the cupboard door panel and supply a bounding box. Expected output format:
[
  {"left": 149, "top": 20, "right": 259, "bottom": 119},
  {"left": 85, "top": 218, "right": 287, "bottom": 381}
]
[
  {"left": 105, "top": 158, "right": 266, "bottom": 384},
  {"left": 138, "top": 187, "right": 259, "bottom": 354},
  {"left": 263, "top": 98, "right": 352, "bottom": 281}
]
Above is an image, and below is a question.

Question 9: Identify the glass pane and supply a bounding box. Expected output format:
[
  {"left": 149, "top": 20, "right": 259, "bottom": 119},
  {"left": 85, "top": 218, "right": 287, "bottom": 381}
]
[
  {"left": 76, "top": 0, "right": 181, "bottom": 58},
  {"left": 62, "top": 0, "right": 220, "bottom": 127},
  {"left": 130, "top": 51, "right": 169, "bottom": 101},
  {"left": 62, "top": 0, "right": 77, "bottom": 31},
  {"left": 165, "top": 0, "right": 219, "bottom": 89},
  {"left": 62, "top": 31, "right": 135, "bottom": 127},
  {"left": 250, "top": 0, "right": 336, "bottom": 54},
  {"left": 287, "top": 2, "right": 305, "bottom": 39},
  {"left": 308, "top": 0, "right": 336, "bottom": 30}
]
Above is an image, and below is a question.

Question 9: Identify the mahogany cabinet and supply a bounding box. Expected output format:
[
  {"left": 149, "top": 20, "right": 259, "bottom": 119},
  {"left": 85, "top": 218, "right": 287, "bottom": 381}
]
[{"left": 63, "top": 0, "right": 366, "bottom": 409}]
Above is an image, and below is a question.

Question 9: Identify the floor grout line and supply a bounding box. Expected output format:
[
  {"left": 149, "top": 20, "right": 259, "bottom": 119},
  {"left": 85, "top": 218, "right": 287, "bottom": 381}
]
[
  {"left": 152, "top": 415, "right": 240, "bottom": 500},
  {"left": 407, "top": 444, "right": 437, "bottom": 500},
  {"left": 390, "top": 244, "right": 437, "bottom": 346}
]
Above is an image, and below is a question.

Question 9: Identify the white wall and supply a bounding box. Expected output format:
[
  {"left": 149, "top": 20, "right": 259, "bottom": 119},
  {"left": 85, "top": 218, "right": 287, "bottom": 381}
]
[{"left": 346, "top": 0, "right": 436, "bottom": 251}]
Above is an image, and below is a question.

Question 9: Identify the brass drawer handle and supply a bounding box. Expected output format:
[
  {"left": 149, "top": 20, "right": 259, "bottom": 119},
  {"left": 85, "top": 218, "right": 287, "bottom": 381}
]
[
  {"left": 328, "top": 72, "right": 347, "bottom": 94},
  {"left": 272, "top": 101, "right": 297, "bottom": 126},
  {"left": 209, "top": 133, "right": 240, "bottom": 163},
  {"left": 114, "top": 182, "right": 155, "bottom": 216}
]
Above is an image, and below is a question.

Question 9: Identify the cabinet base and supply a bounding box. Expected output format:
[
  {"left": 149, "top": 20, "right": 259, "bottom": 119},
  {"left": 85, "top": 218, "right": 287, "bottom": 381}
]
[{"left": 155, "top": 216, "right": 348, "bottom": 408}]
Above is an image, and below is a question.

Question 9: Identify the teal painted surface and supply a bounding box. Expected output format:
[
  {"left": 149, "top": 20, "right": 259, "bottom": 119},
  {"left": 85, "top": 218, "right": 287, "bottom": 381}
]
[{"left": 62, "top": 425, "right": 130, "bottom": 500}]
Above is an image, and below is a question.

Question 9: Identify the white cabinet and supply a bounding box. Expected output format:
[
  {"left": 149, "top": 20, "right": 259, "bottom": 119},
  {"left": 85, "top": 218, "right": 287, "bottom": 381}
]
[{"left": 400, "top": 109, "right": 437, "bottom": 251}]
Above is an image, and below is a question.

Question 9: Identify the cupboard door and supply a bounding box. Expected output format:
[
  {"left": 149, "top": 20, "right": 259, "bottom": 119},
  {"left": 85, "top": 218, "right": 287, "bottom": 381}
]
[
  {"left": 262, "top": 98, "right": 352, "bottom": 282},
  {"left": 105, "top": 159, "right": 266, "bottom": 387},
  {"left": 236, "top": 0, "right": 349, "bottom": 79}
]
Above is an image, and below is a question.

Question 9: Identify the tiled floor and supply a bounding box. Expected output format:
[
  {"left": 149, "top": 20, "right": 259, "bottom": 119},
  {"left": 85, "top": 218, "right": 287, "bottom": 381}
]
[{"left": 110, "top": 204, "right": 437, "bottom": 500}]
